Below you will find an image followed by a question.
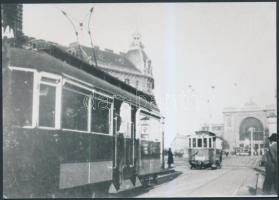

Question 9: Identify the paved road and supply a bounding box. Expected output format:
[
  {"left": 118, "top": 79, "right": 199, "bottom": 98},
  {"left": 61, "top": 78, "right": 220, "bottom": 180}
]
[{"left": 136, "top": 156, "right": 266, "bottom": 197}]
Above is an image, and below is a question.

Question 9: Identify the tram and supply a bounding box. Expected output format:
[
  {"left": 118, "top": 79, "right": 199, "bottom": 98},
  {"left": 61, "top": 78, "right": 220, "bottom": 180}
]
[
  {"left": 188, "top": 131, "right": 223, "bottom": 169},
  {"left": 3, "top": 44, "right": 164, "bottom": 198}
]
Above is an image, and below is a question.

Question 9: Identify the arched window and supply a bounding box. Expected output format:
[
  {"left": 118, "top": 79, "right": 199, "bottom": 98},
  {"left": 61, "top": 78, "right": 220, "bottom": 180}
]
[{"left": 239, "top": 117, "right": 264, "bottom": 141}]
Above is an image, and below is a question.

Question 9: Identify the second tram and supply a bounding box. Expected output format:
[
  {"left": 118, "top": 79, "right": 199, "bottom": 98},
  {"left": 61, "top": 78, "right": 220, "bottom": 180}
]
[{"left": 188, "top": 131, "right": 223, "bottom": 169}]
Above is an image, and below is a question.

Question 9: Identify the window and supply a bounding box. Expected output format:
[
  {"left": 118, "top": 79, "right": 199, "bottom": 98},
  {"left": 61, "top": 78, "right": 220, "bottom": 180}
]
[
  {"left": 39, "top": 84, "right": 56, "bottom": 127},
  {"left": 198, "top": 138, "right": 202, "bottom": 148},
  {"left": 38, "top": 74, "right": 61, "bottom": 128},
  {"left": 62, "top": 84, "right": 89, "bottom": 131},
  {"left": 203, "top": 138, "right": 207, "bottom": 148},
  {"left": 91, "top": 93, "right": 112, "bottom": 134},
  {"left": 209, "top": 138, "right": 212, "bottom": 148},
  {"left": 193, "top": 138, "right": 196, "bottom": 148},
  {"left": 11, "top": 70, "right": 34, "bottom": 126},
  {"left": 189, "top": 138, "right": 191, "bottom": 148},
  {"left": 138, "top": 111, "right": 161, "bottom": 157},
  {"left": 124, "top": 78, "right": 130, "bottom": 85}
]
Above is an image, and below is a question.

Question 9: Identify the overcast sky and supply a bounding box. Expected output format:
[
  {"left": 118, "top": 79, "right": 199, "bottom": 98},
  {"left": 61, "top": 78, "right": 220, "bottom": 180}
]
[{"left": 23, "top": 3, "right": 276, "bottom": 147}]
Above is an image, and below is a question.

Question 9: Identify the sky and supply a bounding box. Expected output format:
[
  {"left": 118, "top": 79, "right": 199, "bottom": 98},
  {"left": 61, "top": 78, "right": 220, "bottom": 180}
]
[{"left": 23, "top": 3, "right": 276, "bottom": 148}]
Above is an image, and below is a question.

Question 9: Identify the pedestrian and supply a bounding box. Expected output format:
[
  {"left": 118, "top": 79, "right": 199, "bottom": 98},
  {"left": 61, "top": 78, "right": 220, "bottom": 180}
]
[
  {"left": 262, "top": 133, "right": 277, "bottom": 195},
  {"left": 225, "top": 151, "right": 229, "bottom": 157},
  {"left": 167, "top": 148, "right": 174, "bottom": 168}
]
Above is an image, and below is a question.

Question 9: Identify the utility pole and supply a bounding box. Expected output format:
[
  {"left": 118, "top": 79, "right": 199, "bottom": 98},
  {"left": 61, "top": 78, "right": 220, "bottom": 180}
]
[
  {"left": 161, "top": 117, "right": 165, "bottom": 169},
  {"left": 249, "top": 127, "right": 254, "bottom": 156}
]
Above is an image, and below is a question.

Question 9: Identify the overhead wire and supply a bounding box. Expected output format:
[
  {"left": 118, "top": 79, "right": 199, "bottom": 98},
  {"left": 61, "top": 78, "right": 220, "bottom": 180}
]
[
  {"left": 54, "top": 5, "right": 98, "bottom": 65},
  {"left": 87, "top": 7, "right": 98, "bottom": 68}
]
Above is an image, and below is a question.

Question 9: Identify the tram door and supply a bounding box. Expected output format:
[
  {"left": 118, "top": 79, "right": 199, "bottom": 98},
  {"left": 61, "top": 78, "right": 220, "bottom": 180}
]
[{"left": 113, "top": 102, "right": 136, "bottom": 189}]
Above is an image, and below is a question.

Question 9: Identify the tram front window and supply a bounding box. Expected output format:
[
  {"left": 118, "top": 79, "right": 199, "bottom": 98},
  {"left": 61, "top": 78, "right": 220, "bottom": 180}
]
[
  {"left": 11, "top": 70, "right": 33, "bottom": 127},
  {"left": 39, "top": 84, "right": 56, "bottom": 127},
  {"left": 198, "top": 138, "right": 202, "bottom": 148},
  {"left": 138, "top": 112, "right": 161, "bottom": 156},
  {"left": 203, "top": 138, "right": 207, "bottom": 148}
]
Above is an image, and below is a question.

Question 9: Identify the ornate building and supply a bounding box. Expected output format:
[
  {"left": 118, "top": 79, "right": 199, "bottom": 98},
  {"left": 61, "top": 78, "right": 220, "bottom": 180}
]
[
  {"left": 223, "top": 100, "right": 277, "bottom": 154},
  {"left": 170, "top": 134, "right": 190, "bottom": 158},
  {"left": 66, "top": 33, "right": 155, "bottom": 95}
]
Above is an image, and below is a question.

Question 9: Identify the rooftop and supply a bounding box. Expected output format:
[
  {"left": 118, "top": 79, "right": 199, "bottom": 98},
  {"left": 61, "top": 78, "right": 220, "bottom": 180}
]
[{"left": 79, "top": 45, "right": 142, "bottom": 75}]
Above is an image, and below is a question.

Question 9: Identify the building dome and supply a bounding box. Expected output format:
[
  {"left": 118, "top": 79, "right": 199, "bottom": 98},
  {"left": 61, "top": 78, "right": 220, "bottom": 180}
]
[{"left": 125, "top": 33, "right": 152, "bottom": 77}]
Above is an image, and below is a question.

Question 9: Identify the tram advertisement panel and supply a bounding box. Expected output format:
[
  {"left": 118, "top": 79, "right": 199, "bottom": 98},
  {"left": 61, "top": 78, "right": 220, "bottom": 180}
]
[{"left": 137, "top": 111, "right": 162, "bottom": 175}]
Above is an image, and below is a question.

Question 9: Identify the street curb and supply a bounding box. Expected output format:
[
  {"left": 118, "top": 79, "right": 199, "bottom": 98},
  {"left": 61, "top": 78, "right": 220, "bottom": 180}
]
[
  {"left": 155, "top": 170, "right": 183, "bottom": 185},
  {"left": 253, "top": 167, "right": 265, "bottom": 175}
]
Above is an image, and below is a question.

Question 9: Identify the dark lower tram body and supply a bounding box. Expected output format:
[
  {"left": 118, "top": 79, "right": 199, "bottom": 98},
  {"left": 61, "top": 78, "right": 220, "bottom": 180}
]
[
  {"left": 3, "top": 46, "right": 163, "bottom": 198},
  {"left": 188, "top": 148, "right": 222, "bottom": 169},
  {"left": 4, "top": 128, "right": 162, "bottom": 197}
]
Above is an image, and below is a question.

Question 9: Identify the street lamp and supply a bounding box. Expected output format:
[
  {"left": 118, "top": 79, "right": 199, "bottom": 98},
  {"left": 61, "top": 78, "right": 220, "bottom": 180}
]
[{"left": 161, "top": 116, "right": 165, "bottom": 169}]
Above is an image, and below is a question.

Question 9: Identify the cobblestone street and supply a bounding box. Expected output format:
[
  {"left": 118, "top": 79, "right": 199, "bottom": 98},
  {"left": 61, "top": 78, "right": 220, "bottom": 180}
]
[{"left": 134, "top": 155, "right": 270, "bottom": 197}]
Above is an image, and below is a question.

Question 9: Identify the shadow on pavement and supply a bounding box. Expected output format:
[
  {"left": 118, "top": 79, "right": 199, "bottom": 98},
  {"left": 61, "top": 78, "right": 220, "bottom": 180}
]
[{"left": 111, "top": 171, "right": 183, "bottom": 198}]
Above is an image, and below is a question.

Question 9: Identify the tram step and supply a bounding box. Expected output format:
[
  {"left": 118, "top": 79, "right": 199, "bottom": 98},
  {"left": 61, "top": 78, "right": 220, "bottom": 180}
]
[
  {"left": 108, "top": 177, "right": 142, "bottom": 194},
  {"left": 156, "top": 171, "right": 182, "bottom": 185}
]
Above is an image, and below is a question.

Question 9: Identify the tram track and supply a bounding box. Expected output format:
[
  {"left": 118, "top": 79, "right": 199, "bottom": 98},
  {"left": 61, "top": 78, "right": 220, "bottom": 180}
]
[{"left": 186, "top": 168, "right": 234, "bottom": 195}]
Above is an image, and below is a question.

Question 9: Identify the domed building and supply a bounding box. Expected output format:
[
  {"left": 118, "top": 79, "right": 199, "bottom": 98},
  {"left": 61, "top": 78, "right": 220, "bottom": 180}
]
[
  {"left": 66, "top": 33, "right": 155, "bottom": 95},
  {"left": 223, "top": 99, "right": 277, "bottom": 155}
]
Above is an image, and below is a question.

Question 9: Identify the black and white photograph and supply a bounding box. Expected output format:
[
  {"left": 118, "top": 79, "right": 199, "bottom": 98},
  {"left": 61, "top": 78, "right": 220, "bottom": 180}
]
[{"left": 2, "top": 1, "right": 277, "bottom": 198}]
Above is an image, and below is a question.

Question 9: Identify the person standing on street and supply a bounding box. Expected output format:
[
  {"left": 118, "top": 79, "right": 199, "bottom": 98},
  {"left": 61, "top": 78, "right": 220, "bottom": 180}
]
[
  {"left": 262, "top": 133, "right": 277, "bottom": 195},
  {"left": 167, "top": 148, "right": 174, "bottom": 168}
]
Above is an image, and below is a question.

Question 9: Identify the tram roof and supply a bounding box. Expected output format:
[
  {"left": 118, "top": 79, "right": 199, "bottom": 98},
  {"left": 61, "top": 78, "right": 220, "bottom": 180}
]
[
  {"left": 194, "top": 131, "right": 224, "bottom": 140},
  {"left": 195, "top": 131, "right": 216, "bottom": 137},
  {"left": 43, "top": 45, "right": 154, "bottom": 100},
  {"left": 6, "top": 47, "right": 160, "bottom": 113}
]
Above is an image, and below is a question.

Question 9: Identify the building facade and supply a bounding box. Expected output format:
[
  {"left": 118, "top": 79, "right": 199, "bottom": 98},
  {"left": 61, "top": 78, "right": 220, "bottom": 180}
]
[
  {"left": 66, "top": 33, "right": 155, "bottom": 95},
  {"left": 170, "top": 134, "right": 191, "bottom": 158},
  {"left": 223, "top": 100, "right": 276, "bottom": 154},
  {"left": 200, "top": 123, "right": 224, "bottom": 138}
]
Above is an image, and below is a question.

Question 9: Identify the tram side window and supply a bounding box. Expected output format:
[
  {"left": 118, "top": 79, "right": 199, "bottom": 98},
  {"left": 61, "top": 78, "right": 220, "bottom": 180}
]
[
  {"left": 203, "top": 138, "right": 207, "bottom": 148},
  {"left": 39, "top": 84, "right": 56, "bottom": 127},
  {"left": 11, "top": 70, "right": 33, "bottom": 126},
  {"left": 209, "top": 138, "right": 212, "bottom": 148},
  {"left": 193, "top": 138, "right": 196, "bottom": 148},
  {"left": 197, "top": 138, "right": 202, "bottom": 148},
  {"left": 91, "top": 94, "right": 112, "bottom": 134},
  {"left": 62, "top": 87, "right": 88, "bottom": 131},
  {"left": 189, "top": 138, "right": 191, "bottom": 148}
]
